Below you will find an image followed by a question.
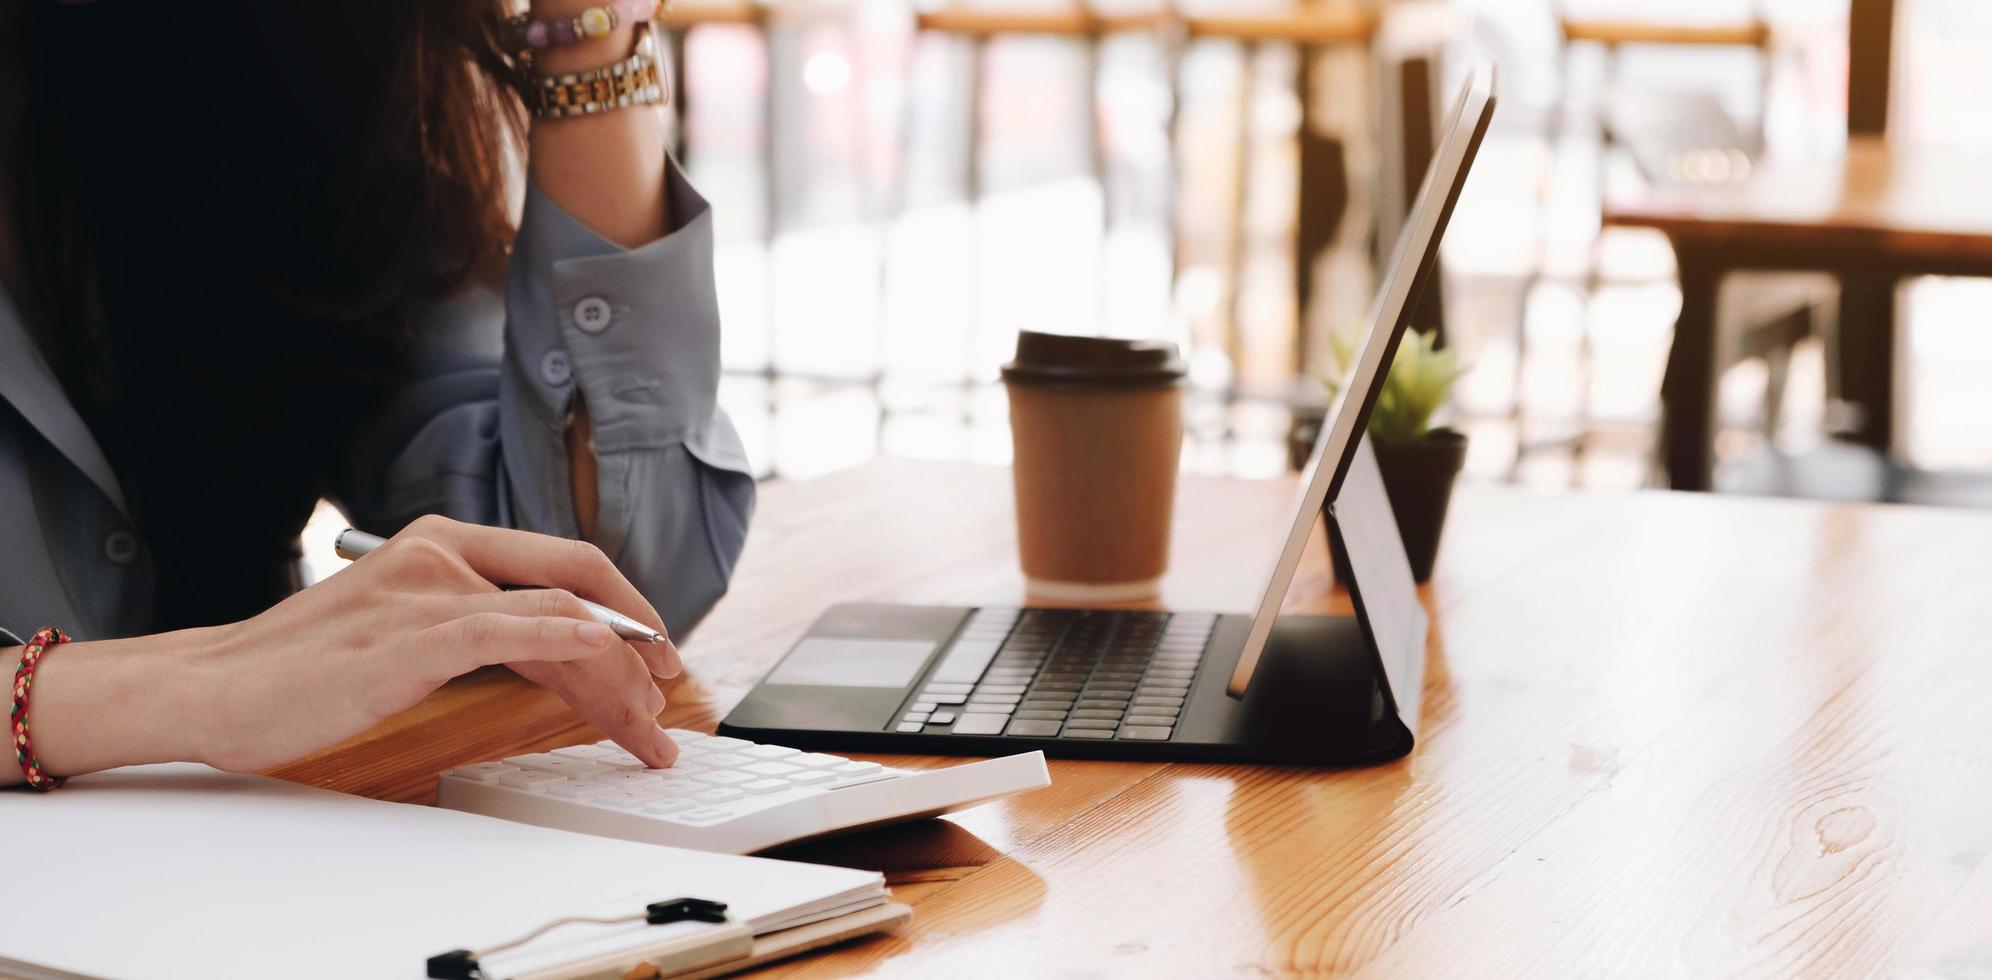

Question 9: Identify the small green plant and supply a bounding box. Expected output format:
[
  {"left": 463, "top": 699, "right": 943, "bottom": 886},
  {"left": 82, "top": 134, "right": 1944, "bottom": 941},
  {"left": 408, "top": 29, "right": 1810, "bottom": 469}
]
[{"left": 1326, "top": 327, "right": 1464, "bottom": 447}]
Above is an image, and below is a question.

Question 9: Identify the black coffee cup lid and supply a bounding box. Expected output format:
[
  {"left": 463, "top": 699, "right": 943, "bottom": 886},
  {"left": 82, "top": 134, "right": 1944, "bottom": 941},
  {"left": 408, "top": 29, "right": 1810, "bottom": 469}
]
[{"left": 1000, "top": 331, "right": 1188, "bottom": 390}]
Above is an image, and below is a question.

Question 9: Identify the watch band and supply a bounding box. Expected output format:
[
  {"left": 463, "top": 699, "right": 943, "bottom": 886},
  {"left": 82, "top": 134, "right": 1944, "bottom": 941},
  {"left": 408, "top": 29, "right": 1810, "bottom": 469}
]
[{"left": 526, "top": 29, "right": 667, "bottom": 120}]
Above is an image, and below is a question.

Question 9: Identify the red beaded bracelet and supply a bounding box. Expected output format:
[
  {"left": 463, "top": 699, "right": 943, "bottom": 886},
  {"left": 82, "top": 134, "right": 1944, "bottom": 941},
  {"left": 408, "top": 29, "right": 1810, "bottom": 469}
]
[{"left": 11, "top": 626, "right": 69, "bottom": 791}]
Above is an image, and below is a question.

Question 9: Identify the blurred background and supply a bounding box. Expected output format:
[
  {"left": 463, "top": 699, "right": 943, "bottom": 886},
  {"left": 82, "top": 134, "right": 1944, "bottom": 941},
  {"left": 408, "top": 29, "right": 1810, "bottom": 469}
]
[
  {"left": 652, "top": 0, "right": 1992, "bottom": 502},
  {"left": 636, "top": 0, "right": 1992, "bottom": 503}
]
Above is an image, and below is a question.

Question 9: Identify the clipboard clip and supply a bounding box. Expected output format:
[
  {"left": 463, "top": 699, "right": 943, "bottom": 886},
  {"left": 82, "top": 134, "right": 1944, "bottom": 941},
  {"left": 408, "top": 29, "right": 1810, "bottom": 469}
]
[{"left": 428, "top": 897, "right": 731, "bottom": 979}]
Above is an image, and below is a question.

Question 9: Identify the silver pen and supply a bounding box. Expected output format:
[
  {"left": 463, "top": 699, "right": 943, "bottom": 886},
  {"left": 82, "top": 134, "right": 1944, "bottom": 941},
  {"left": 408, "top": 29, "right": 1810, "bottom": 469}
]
[{"left": 332, "top": 528, "right": 670, "bottom": 645}]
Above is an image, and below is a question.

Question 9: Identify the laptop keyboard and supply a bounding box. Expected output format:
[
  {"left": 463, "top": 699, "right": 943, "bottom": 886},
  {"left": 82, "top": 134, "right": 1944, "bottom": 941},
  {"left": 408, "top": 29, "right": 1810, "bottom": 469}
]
[{"left": 891, "top": 608, "right": 1216, "bottom": 742}]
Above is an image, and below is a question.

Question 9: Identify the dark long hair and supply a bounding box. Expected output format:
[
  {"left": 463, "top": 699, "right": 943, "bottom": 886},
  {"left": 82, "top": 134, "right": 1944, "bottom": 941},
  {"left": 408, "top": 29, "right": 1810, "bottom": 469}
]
[{"left": 5, "top": 1, "right": 526, "bottom": 629}]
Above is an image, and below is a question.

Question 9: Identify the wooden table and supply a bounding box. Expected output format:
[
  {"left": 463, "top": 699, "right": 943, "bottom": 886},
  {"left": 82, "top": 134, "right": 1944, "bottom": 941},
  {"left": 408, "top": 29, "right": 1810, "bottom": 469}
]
[
  {"left": 271, "top": 459, "right": 1992, "bottom": 975},
  {"left": 1604, "top": 137, "right": 1992, "bottom": 491}
]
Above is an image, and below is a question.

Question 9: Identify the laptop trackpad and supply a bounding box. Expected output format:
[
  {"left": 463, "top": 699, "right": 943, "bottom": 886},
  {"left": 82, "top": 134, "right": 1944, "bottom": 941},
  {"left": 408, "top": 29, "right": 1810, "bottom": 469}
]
[{"left": 762, "top": 638, "right": 936, "bottom": 689}]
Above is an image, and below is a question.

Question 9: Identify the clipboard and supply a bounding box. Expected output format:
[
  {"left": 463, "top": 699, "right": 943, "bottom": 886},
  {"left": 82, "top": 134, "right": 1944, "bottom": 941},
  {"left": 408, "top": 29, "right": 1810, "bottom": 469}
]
[
  {"left": 0, "top": 765, "right": 908, "bottom": 980},
  {"left": 509, "top": 901, "right": 912, "bottom": 980}
]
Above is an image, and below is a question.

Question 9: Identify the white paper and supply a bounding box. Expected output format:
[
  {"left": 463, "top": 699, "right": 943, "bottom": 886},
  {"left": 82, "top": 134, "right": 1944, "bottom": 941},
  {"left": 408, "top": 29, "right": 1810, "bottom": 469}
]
[{"left": 0, "top": 764, "right": 885, "bottom": 979}]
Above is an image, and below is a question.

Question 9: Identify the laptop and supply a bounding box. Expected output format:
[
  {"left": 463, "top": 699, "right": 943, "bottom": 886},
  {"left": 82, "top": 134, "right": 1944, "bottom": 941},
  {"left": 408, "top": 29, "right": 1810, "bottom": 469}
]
[{"left": 720, "top": 67, "right": 1495, "bottom": 766}]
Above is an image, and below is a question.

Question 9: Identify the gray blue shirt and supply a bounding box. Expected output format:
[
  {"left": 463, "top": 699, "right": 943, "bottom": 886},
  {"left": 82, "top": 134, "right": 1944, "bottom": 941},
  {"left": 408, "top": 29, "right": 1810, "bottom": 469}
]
[{"left": 0, "top": 163, "right": 754, "bottom": 646}]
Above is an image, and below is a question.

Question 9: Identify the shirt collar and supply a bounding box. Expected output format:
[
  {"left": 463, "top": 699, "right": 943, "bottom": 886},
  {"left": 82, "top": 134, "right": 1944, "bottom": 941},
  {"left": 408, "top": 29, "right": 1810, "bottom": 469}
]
[{"left": 0, "top": 279, "right": 129, "bottom": 516}]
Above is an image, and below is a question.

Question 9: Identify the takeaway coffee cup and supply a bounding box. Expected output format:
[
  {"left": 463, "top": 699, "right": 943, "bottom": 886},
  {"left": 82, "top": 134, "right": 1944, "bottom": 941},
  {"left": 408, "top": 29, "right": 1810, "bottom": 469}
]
[{"left": 1001, "top": 331, "right": 1188, "bottom": 601}]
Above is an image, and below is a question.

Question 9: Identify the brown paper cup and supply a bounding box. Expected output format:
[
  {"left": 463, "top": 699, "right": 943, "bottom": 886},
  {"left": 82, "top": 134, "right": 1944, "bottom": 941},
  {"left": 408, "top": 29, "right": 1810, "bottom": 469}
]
[{"left": 1005, "top": 383, "right": 1183, "bottom": 601}]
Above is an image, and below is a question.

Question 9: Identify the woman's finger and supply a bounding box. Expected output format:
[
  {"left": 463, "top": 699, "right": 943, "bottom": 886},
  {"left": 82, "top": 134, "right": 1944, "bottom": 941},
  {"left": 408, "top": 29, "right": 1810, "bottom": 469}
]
[
  {"left": 443, "top": 588, "right": 681, "bottom": 681},
  {"left": 399, "top": 516, "right": 680, "bottom": 677},
  {"left": 520, "top": 659, "right": 678, "bottom": 768},
  {"left": 423, "top": 611, "right": 621, "bottom": 679}
]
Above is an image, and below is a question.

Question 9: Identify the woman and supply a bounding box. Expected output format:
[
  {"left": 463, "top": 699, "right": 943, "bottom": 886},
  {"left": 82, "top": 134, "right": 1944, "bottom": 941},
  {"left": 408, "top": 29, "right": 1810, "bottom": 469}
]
[{"left": 0, "top": 0, "right": 753, "bottom": 786}]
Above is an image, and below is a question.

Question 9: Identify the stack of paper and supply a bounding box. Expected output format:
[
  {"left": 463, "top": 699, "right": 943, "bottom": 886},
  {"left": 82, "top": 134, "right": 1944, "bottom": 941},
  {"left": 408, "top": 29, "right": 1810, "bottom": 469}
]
[{"left": 0, "top": 764, "right": 894, "bottom": 978}]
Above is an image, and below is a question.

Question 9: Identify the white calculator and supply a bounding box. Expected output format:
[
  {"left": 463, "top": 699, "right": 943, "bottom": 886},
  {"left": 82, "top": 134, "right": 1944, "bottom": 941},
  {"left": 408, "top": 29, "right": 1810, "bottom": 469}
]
[{"left": 437, "top": 729, "right": 1050, "bottom": 854}]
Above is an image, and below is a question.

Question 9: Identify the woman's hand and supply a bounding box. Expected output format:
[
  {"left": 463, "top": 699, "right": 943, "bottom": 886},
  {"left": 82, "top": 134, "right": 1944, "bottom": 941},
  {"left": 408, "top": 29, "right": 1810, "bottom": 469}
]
[{"left": 20, "top": 515, "right": 683, "bottom": 783}]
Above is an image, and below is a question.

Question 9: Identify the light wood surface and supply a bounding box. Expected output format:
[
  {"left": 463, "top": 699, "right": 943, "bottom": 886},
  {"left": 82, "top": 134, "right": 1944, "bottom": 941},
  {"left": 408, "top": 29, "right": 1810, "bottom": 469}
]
[
  {"left": 270, "top": 458, "right": 1992, "bottom": 975},
  {"left": 1558, "top": 17, "right": 1771, "bottom": 49},
  {"left": 654, "top": 0, "right": 766, "bottom": 28},
  {"left": 1603, "top": 137, "right": 1992, "bottom": 490},
  {"left": 1605, "top": 137, "right": 1992, "bottom": 275},
  {"left": 913, "top": 4, "right": 1376, "bottom": 43},
  {"left": 913, "top": 6, "right": 1168, "bottom": 38},
  {"left": 1180, "top": 6, "right": 1377, "bottom": 44}
]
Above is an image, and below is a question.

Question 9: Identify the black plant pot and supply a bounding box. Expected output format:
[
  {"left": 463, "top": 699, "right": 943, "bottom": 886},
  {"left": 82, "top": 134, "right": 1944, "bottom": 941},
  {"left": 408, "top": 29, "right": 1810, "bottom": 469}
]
[{"left": 1323, "top": 429, "right": 1468, "bottom": 585}]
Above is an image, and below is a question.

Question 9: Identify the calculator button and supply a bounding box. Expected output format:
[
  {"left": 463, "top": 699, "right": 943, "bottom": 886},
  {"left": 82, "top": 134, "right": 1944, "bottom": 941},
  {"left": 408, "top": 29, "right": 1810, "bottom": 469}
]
[
  {"left": 550, "top": 744, "right": 617, "bottom": 760},
  {"left": 506, "top": 754, "right": 612, "bottom": 778},
  {"left": 1124, "top": 714, "right": 1180, "bottom": 727},
  {"left": 1119, "top": 726, "right": 1175, "bottom": 740},
  {"left": 1133, "top": 696, "right": 1185, "bottom": 708},
  {"left": 909, "top": 702, "right": 938, "bottom": 714},
  {"left": 896, "top": 722, "right": 926, "bottom": 733},
  {"left": 1069, "top": 708, "right": 1123, "bottom": 720},
  {"left": 592, "top": 750, "right": 652, "bottom": 770},
  {"left": 787, "top": 770, "right": 836, "bottom": 786},
  {"left": 974, "top": 684, "right": 1028, "bottom": 696},
  {"left": 1126, "top": 704, "right": 1180, "bottom": 718},
  {"left": 545, "top": 780, "right": 612, "bottom": 799},
  {"left": 928, "top": 711, "right": 958, "bottom": 725},
  {"left": 742, "top": 762, "right": 801, "bottom": 777},
  {"left": 694, "top": 788, "right": 745, "bottom": 804},
  {"left": 790, "top": 753, "right": 847, "bottom": 768},
  {"left": 739, "top": 744, "right": 799, "bottom": 760},
  {"left": 834, "top": 761, "right": 882, "bottom": 776},
  {"left": 902, "top": 712, "right": 932, "bottom": 724},
  {"left": 590, "top": 789, "right": 661, "bottom": 808},
  {"left": 1061, "top": 728, "right": 1115, "bottom": 739},
  {"left": 673, "top": 807, "right": 734, "bottom": 823},
  {"left": 643, "top": 798, "right": 697, "bottom": 815},
  {"left": 691, "top": 770, "right": 755, "bottom": 787},
  {"left": 699, "top": 736, "right": 753, "bottom": 750},
  {"left": 1005, "top": 719, "right": 1063, "bottom": 737},
  {"left": 1075, "top": 699, "right": 1129, "bottom": 711},
  {"left": 1013, "top": 710, "right": 1069, "bottom": 721},
  {"left": 448, "top": 762, "right": 519, "bottom": 783},
  {"left": 694, "top": 752, "right": 754, "bottom": 768},
  {"left": 650, "top": 779, "right": 704, "bottom": 796},
  {"left": 966, "top": 694, "right": 1021, "bottom": 706},
  {"left": 496, "top": 770, "right": 567, "bottom": 791},
  {"left": 921, "top": 683, "right": 974, "bottom": 695},
  {"left": 587, "top": 771, "right": 664, "bottom": 788},
  {"left": 741, "top": 779, "right": 791, "bottom": 795},
  {"left": 920, "top": 692, "right": 969, "bottom": 705},
  {"left": 949, "top": 713, "right": 1011, "bottom": 735}
]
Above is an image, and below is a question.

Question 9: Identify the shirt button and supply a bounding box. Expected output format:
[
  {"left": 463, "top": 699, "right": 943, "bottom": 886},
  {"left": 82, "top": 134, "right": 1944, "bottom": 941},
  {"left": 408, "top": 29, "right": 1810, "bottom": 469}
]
[
  {"left": 540, "top": 349, "right": 573, "bottom": 387},
  {"left": 572, "top": 296, "right": 614, "bottom": 334},
  {"left": 104, "top": 530, "right": 140, "bottom": 566}
]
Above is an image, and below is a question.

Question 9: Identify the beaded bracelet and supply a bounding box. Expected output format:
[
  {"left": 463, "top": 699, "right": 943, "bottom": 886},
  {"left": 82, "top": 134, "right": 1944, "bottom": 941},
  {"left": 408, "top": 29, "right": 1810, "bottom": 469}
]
[
  {"left": 509, "top": 0, "right": 665, "bottom": 55},
  {"left": 11, "top": 626, "right": 69, "bottom": 791}
]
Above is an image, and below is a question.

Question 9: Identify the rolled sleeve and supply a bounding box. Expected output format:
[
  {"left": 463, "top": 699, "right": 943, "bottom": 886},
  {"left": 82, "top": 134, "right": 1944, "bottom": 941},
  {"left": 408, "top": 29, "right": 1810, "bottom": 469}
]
[
  {"left": 340, "top": 160, "right": 754, "bottom": 637},
  {"left": 510, "top": 166, "right": 723, "bottom": 452}
]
